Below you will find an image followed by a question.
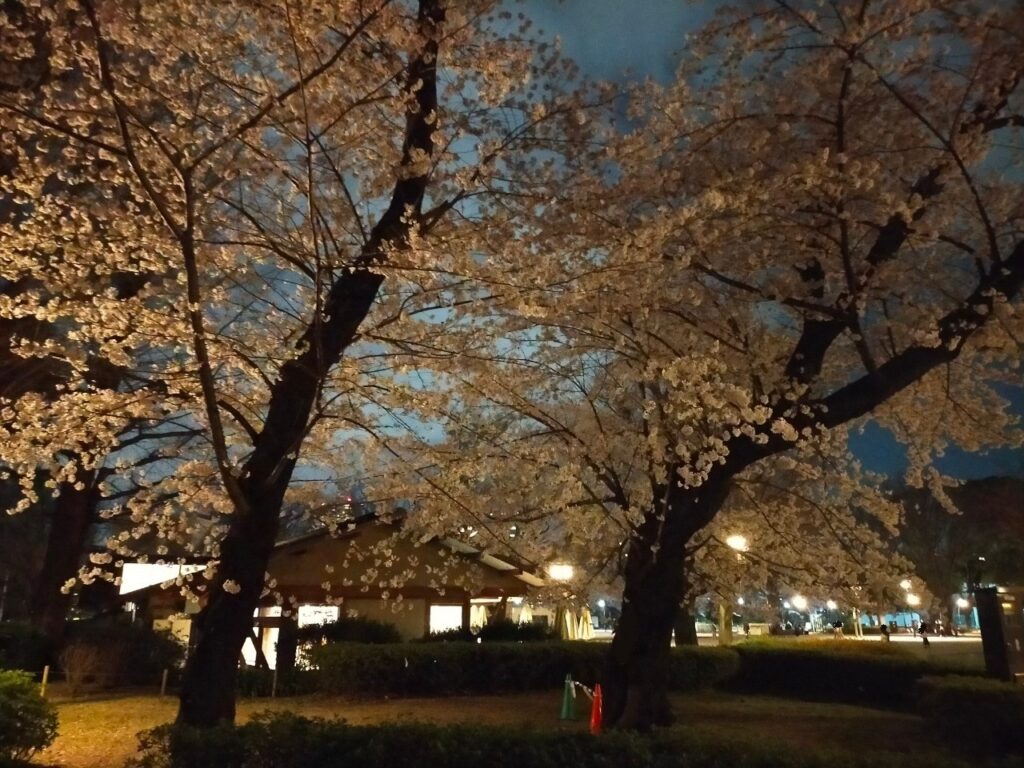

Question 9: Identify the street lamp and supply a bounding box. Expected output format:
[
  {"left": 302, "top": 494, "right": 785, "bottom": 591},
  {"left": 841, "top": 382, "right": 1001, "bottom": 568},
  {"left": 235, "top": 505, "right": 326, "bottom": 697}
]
[
  {"left": 791, "top": 595, "right": 808, "bottom": 611},
  {"left": 826, "top": 599, "right": 838, "bottom": 610},
  {"left": 899, "top": 579, "right": 912, "bottom": 591},
  {"left": 906, "top": 593, "right": 921, "bottom": 607}
]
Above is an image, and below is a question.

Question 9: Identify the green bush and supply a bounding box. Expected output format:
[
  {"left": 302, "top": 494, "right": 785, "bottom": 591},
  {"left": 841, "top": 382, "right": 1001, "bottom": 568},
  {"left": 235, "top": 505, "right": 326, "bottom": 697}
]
[
  {"left": 129, "top": 712, "right": 982, "bottom": 768},
  {"left": 0, "top": 623, "right": 50, "bottom": 673},
  {"left": 419, "top": 626, "right": 475, "bottom": 642},
  {"left": 236, "top": 667, "right": 317, "bottom": 698},
  {"left": 308, "top": 642, "right": 737, "bottom": 697},
  {"left": 917, "top": 675, "right": 1024, "bottom": 755},
  {"left": 476, "top": 619, "right": 555, "bottom": 643},
  {"left": 729, "top": 640, "right": 932, "bottom": 707},
  {"left": 0, "top": 670, "right": 58, "bottom": 763},
  {"left": 294, "top": 616, "right": 401, "bottom": 646},
  {"left": 130, "top": 713, "right": 674, "bottom": 768},
  {"left": 419, "top": 620, "right": 555, "bottom": 643}
]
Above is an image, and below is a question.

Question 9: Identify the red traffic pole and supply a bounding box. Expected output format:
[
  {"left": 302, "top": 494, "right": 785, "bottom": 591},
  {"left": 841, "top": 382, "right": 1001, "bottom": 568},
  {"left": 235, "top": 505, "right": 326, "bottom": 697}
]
[{"left": 589, "top": 683, "right": 603, "bottom": 734}]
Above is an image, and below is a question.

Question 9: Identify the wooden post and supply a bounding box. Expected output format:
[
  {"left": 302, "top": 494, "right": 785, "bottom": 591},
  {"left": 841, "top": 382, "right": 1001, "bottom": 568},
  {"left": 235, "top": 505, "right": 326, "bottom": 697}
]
[
  {"left": 40, "top": 665, "right": 50, "bottom": 697},
  {"left": 160, "top": 668, "right": 169, "bottom": 697},
  {"left": 271, "top": 667, "right": 278, "bottom": 698}
]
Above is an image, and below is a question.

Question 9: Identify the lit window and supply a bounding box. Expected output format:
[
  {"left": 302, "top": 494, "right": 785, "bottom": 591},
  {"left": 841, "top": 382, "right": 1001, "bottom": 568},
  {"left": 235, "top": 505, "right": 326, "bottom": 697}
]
[{"left": 429, "top": 604, "right": 463, "bottom": 634}]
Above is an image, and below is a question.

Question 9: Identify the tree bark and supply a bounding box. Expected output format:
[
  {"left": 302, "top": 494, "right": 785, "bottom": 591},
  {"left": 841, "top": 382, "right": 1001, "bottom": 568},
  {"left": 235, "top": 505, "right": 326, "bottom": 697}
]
[
  {"left": 29, "top": 472, "right": 98, "bottom": 646},
  {"left": 717, "top": 600, "right": 733, "bottom": 646},
  {"left": 673, "top": 597, "right": 698, "bottom": 647},
  {"left": 603, "top": 478, "right": 730, "bottom": 730}
]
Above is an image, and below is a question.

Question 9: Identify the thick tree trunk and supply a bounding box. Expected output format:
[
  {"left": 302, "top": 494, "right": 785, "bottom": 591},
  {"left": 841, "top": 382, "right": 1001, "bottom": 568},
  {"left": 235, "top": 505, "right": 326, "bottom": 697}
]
[
  {"left": 29, "top": 473, "right": 97, "bottom": 646},
  {"left": 673, "top": 597, "right": 698, "bottom": 647},
  {"left": 603, "top": 477, "right": 731, "bottom": 730},
  {"left": 177, "top": 484, "right": 286, "bottom": 726},
  {"left": 717, "top": 600, "right": 734, "bottom": 646}
]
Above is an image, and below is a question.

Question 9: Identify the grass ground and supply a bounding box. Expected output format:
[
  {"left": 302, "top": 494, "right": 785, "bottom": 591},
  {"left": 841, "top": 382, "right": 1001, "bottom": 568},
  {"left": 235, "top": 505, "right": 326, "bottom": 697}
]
[{"left": 39, "top": 688, "right": 959, "bottom": 768}]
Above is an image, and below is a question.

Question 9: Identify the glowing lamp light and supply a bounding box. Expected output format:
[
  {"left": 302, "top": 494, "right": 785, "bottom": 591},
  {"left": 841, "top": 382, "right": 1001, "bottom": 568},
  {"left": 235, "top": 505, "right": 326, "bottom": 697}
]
[
  {"left": 597, "top": 599, "right": 606, "bottom": 609},
  {"left": 737, "top": 597, "right": 745, "bottom": 606},
  {"left": 725, "top": 534, "right": 749, "bottom": 552},
  {"left": 546, "top": 563, "right": 575, "bottom": 582},
  {"left": 791, "top": 595, "right": 808, "bottom": 611},
  {"left": 826, "top": 600, "right": 838, "bottom": 611},
  {"left": 899, "top": 579, "right": 912, "bottom": 591},
  {"left": 956, "top": 597, "right": 970, "bottom": 609},
  {"left": 783, "top": 601, "right": 792, "bottom": 610},
  {"left": 906, "top": 593, "right": 921, "bottom": 607}
]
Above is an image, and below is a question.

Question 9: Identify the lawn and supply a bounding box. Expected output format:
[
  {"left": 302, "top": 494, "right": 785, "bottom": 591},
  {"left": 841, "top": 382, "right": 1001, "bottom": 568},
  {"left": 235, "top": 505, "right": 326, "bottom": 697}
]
[{"left": 40, "top": 689, "right": 962, "bottom": 768}]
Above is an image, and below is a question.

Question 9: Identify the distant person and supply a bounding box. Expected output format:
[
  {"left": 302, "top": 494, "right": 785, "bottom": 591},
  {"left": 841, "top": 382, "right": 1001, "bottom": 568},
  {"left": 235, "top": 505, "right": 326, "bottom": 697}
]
[
  {"left": 880, "top": 624, "right": 891, "bottom": 642},
  {"left": 918, "top": 621, "right": 930, "bottom": 648},
  {"left": 743, "top": 622, "right": 750, "bottom": 639}
]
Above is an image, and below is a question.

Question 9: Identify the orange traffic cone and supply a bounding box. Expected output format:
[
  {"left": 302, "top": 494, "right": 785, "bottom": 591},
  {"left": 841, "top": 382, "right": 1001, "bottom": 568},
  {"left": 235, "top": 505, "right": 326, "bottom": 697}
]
[{"left": 589, "top": 683, "right": 603, "bottom": 734}]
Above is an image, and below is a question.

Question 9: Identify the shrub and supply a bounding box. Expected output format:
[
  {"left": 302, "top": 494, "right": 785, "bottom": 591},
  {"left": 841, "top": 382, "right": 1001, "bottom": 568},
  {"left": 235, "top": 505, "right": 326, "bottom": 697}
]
[
  {"left": 668, "top": 646, "right": 739, "bottom": 691},
  {"left": 0, "top": 623, "right": 50, "bottom": 674},
  {"left": 418, "top": 626, "right": 476, "bottom": 643},
  {"left": 129, "top": 712, "right": 979, "bottom": 768},
  {"left": 294, "top": 616, "right": 401, "bottom": 646},
  {"left": 0, "top": 670, "right": 58, "bottom": 763},
  {"left": 236, "top": 667, "right": 317, "bottom": 698},
  {"left": 917, "top": 675, "right": 1024, "bottom": 755},
  {"left": 476, "top": 619, "right": 555, "bottom": 643},
  {"left": 62, "top": 619, "right": 185, "bottom": 691},
  {"left": 307, "top": 641, "right": 737, "bottom": 697},
  {"left": 729, "top": 640, "right": 932, "bottom": 708}
]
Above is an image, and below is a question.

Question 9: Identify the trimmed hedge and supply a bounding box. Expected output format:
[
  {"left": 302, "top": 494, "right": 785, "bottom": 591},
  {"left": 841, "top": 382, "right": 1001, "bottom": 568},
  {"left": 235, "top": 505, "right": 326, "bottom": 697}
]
[
  {"left": 129, "top": 712, "right": 981, "bottom": 768},
  {"left": 307, "top": 642, "right": 738, "bottom": 697},
  {"left": 294, "top": 616, "right": 401, "bottom": 646},
  {"left": 917, "top": 675, "right": 1024, "bottom": 755},
  {"left": 729, "top": 640, "right": 935, "bottom": 708},
  {"left": 236, "top": 667, "right": 317, "bottom": 698}
]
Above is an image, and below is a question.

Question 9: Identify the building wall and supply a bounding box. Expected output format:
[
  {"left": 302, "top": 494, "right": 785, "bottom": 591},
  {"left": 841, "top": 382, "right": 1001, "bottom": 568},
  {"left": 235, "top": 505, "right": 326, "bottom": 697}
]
[{"left": 344, "top": 597, "right": 428, "bottom": 640}]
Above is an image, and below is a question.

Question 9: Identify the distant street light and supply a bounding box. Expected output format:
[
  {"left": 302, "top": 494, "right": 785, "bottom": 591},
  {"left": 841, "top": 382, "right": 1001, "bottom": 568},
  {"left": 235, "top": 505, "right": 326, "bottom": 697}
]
[
  {"left": 826, "top": 599, "right": 838, "bottom": 610},
  {"left": 737, "top": 597, "right": 745, "bottom": 606},
  {"left": 900, "top": 579, "right": 912, "bottom": 591},
  {"left": 725, "top": 534, "right": 749, "bottom": 552},
  {"left": 791, "top": 595, "right": 808, "bottom": 611},
  {"left": 906, "top": 593, "right": 921, "bottom": 607}
]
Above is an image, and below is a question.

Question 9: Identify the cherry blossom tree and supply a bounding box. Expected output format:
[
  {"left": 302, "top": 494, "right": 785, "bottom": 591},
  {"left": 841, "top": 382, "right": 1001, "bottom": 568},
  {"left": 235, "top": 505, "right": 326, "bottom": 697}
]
[
  {"left": 2, "top": 0, "right": 599, "bottom": 726},
  {"left": 364, "top": 0, "right": 1024, "bottom": 729}
]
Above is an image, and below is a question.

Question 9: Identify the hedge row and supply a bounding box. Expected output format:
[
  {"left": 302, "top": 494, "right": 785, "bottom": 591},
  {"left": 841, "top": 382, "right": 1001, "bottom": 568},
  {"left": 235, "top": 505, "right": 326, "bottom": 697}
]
[
  {"left": 917, "top": 675, "right": 1024, "bottom": 755},
  {"left": 128, "top": 712, "right": 990, "bottom": 768},
  {"left": 305, "top": 642, "right": 739, "bottom": 697},
  {"left": 727, "top": 641, "right": 935, "bottom": 708}
]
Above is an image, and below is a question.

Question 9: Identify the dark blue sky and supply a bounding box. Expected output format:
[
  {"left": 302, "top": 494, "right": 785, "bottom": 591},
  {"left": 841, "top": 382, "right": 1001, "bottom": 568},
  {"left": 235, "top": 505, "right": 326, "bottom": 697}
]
[{"left": 525, "top": 1, "right": 1022, "bottom": 482}]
